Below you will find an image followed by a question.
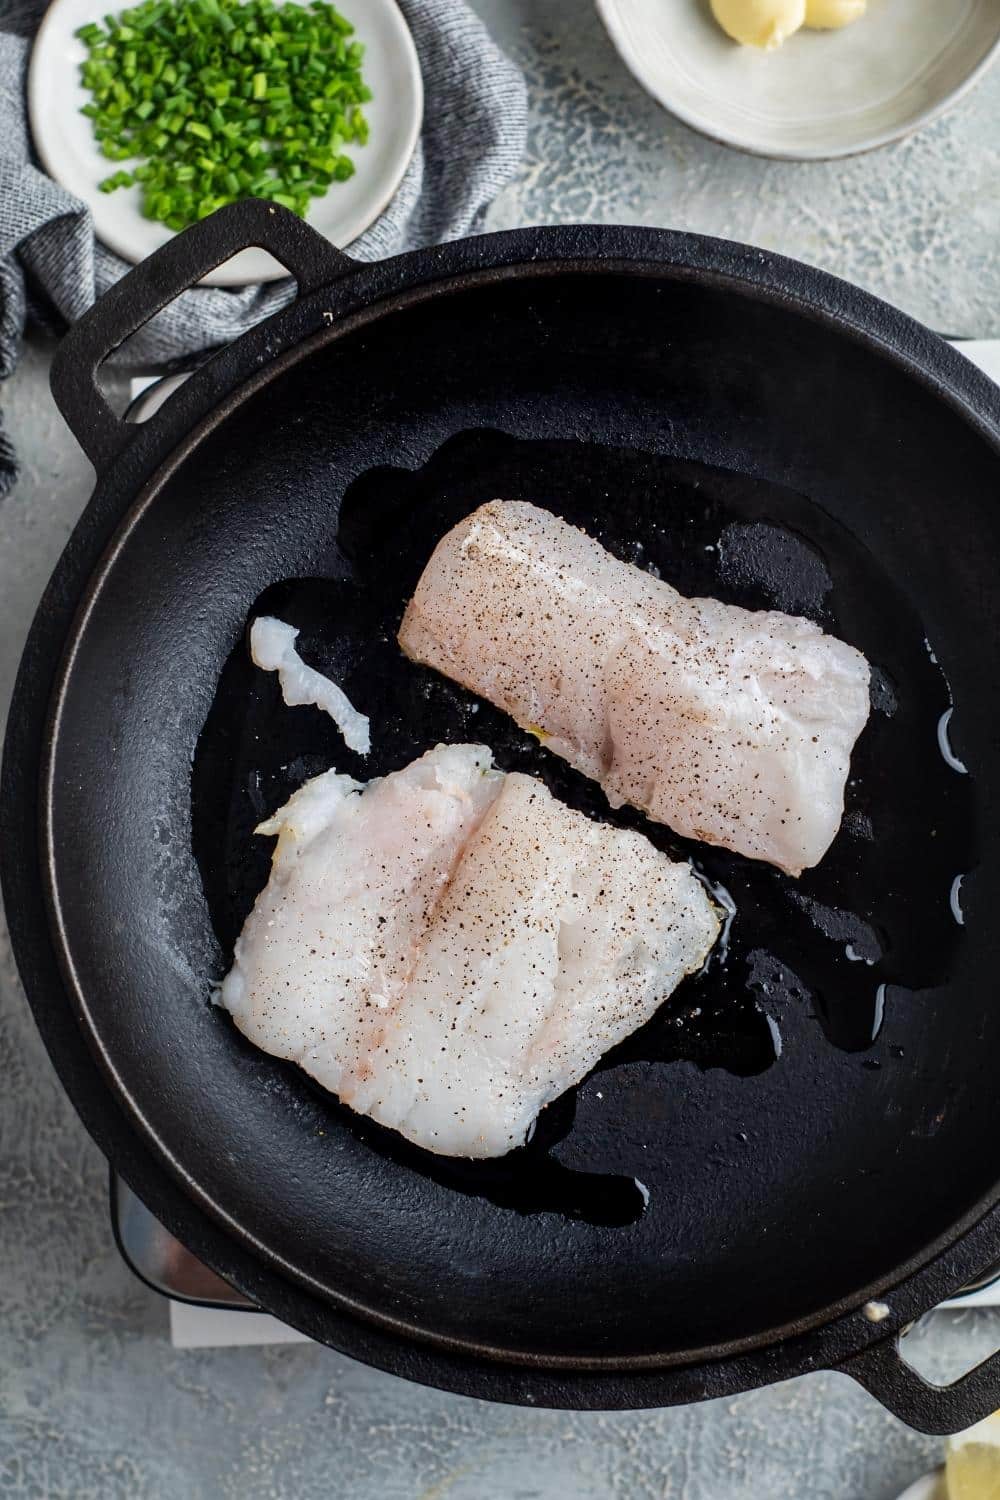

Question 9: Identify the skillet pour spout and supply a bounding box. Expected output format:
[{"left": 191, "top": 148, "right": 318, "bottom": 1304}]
[{"left": 4, "top": 199, "right": 1000, "bottom": 1431}]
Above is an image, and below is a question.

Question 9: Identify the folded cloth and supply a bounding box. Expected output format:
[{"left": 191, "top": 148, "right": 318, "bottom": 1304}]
[{"left": 0, "top": 0, "right": 526, "bottom": 496}]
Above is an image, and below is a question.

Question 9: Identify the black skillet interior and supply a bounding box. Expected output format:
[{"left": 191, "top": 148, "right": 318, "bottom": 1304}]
[{"left": 46, "top": 269, "right": 1000, "bottom": 1365}]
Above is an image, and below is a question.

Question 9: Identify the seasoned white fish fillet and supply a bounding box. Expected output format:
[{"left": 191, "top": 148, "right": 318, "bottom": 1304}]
[
  {"left": 398, "top": 502, "right": 871, "bottom": 876},
  {"left": 219, "top": 744, "right": 718, "bottom": 1157}
]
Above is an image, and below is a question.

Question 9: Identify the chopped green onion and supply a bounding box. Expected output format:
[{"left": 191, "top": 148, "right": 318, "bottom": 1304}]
[{"left": 77, "top": 0, "right": 371, "bottom": 232}]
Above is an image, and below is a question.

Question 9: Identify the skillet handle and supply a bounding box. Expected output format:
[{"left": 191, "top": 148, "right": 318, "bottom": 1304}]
[
  {"left": 839, "top": 1334, "right": 1000, "bottom": 1435},
  {"left": 50, "top": 199, "right": 354, "bottom": 472}
]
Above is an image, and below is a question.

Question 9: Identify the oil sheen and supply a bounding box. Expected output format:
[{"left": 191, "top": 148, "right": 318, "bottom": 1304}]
[{"left": 193, "top": 432, "right": 976, "bottom": 1225}]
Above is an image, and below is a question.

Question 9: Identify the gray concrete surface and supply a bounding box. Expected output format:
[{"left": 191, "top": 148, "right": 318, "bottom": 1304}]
[{"left": 4, "top": 2, "right": 1000, "bottom": 1494}]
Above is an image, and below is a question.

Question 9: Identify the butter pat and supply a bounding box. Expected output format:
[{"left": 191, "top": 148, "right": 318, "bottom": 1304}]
[
  {"left": 710, "top": 0, "right": 805, "bottom": 50},
  {"left": 947, "top": 1411, "right": 1000, "bottom": 1500},
  {"left": 710, "top": 0, "right": 866, "bottom": 49},
  {"left": 805, "top": 0, "right": 866, "bottom": 28}
]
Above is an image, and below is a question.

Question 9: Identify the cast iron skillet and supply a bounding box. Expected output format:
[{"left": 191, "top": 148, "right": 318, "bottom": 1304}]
[{"left": 4, "top": 201, "right": 1000, "bottom": 1431}]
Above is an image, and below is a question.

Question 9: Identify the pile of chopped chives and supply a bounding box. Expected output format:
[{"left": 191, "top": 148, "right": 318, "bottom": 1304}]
[{"left": 76, "top": 0, "right": 371, "bottom": 230}]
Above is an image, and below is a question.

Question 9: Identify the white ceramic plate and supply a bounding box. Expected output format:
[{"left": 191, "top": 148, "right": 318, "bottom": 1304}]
[
  {"left": 595, "top": 0, "right": 1000, "bottom": 160},
  {"left": 894, "top": 1471, "right": 946, "bottom": 1500},
  {"left": 29, "top": 0, "right": 422, "bottom": 285}
]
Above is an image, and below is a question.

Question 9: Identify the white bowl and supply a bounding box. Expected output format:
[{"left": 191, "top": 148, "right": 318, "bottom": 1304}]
[
  {"left": 29, "top": 0, "right": 423, "bottom": 285},
  {"left": 894, "top": 1472, "right": 946, "bottom": 1500},
  {"left": 595, "top": 0, "right": 1000, "bottom": 160}
]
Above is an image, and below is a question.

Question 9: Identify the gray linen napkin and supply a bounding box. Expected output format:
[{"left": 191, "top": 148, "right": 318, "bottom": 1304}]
[{"left": 0, "top": 0, "right": 526, "bottom": 496}]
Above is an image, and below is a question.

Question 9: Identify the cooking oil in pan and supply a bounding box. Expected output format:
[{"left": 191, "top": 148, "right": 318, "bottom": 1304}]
[{"left": 193, "top": 431, "right": 977, "bottom": 1226}]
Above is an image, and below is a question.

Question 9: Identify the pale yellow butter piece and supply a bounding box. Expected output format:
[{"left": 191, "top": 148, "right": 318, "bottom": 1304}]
[
  {"left": 804, "top": 0, "right": 866, "bottom": 29},
  {"left": 710, "top": 0, "right": 805, "bottom": 50},
  {"left": 947, "top": 1411, "right": 1000, "bottom": 1500}
]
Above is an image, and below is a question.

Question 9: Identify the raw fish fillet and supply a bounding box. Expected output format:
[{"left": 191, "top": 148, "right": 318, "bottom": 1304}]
[
  {"left": 219, "top": 744, "right": 718, "bottom": 1157},
  {"left": 398, "top": 502, "right": 871, "bottom": 876},
  {"left": 251, "top": 615, "right": 370, "bottom": 754}
]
